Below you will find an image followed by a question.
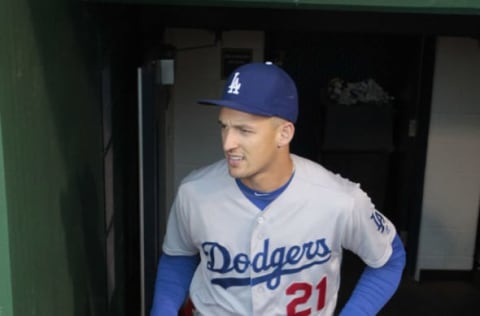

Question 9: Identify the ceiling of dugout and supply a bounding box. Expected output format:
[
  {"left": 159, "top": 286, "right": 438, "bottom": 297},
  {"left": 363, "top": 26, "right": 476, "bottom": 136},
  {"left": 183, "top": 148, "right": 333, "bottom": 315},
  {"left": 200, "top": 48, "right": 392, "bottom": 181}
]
[{"left": 84, "top": 0, "right": 480, "bottom": 15}]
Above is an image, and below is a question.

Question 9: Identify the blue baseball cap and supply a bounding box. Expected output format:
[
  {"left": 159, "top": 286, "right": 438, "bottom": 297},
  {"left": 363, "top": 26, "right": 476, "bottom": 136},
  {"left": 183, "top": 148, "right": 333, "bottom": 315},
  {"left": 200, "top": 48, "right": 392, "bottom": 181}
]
[{"left": 198, "top": 62, "right": 298, "bottom": 123}]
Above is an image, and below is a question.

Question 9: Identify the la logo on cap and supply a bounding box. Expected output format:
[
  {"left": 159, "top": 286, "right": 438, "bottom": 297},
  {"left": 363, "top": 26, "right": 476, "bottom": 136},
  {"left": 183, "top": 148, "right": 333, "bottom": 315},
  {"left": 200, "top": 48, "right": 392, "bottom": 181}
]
[{"left": 227, "top": 72, "right": 241, "bottom": 95}]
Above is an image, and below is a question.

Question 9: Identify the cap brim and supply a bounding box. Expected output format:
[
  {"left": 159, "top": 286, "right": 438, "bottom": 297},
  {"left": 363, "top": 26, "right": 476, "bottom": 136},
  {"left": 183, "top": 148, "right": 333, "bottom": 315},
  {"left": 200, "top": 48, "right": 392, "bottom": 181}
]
[{"left": 198, "top": 99, "right": 273, "bottom": 117}]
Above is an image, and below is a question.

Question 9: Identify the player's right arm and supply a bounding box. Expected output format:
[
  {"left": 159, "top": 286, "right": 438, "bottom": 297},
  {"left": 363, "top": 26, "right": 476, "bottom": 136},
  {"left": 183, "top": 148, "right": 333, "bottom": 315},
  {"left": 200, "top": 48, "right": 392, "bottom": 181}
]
[{"left": 150, "top": 253, "right": 200, "bottom": 316}]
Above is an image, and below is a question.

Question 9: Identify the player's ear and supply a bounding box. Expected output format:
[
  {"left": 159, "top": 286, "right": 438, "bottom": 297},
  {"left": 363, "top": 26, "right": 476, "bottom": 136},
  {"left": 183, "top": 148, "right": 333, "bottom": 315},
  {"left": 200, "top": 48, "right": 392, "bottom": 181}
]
[{"left": 277, "top": 120, "right": 295, "bottom": 148}]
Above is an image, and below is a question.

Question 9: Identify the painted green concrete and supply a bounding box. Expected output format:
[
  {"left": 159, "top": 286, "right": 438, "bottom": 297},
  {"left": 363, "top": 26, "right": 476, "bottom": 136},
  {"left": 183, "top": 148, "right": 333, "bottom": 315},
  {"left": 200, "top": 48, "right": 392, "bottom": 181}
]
[
  {"left": 88, "top": 0, "right": 480, "bottom": 14},
  {"left": 0, "top": 0, "right": 106, "bottom": 315},
  {"left": 0, "top": 1, "right": 16, "bottom": 315}
]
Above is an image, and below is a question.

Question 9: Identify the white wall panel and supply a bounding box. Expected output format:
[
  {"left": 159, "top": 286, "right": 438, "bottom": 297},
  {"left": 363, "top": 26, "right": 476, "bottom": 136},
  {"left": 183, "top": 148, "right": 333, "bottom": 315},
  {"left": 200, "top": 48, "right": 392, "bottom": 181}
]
[
  {"left": 417, "top": 36, "right": 480, "bottom": 278},
  {"left": 164, "top": 28, "right": 264, "bottom": 200}
]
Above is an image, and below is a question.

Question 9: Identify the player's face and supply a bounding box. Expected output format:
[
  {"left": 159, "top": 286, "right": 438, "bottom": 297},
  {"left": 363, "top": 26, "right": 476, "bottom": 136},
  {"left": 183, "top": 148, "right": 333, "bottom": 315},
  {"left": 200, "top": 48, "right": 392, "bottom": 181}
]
[{"left": 218, "top": 107, "right": 287, "bottom": 188}]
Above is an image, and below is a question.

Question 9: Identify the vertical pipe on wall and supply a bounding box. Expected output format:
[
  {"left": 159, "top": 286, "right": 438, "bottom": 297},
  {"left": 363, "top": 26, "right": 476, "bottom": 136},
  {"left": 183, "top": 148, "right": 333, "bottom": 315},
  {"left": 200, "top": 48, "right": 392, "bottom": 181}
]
[
  {"left": 0, "top": 119, "right": 14, "bottom": 316},
  {"left": 137, "top": 68, "right": 146, "bottom": 316}
]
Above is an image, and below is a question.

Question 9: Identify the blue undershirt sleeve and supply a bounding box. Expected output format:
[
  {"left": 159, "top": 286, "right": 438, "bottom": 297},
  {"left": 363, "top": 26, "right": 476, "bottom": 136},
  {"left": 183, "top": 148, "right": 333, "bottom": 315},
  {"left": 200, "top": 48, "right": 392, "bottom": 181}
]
[
  {"left": 150, "top": 253, "right": 200, "bottom": 316},
  {"left": 339, "top": 233, "right": 406, "bottom": 316}
]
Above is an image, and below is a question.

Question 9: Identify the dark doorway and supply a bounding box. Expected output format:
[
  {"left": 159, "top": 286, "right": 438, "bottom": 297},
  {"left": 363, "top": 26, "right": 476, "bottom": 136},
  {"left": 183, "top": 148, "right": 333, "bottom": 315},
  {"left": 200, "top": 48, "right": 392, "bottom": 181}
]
[{"left": 265, "top": 31, "right": 431, "bottom": 244}]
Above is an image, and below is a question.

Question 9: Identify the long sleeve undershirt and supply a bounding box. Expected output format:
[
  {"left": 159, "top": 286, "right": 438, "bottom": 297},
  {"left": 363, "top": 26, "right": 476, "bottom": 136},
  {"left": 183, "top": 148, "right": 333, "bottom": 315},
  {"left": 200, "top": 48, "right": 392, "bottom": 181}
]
[{"left": 339, "top": 233, "right": 406, "bottom": 315}]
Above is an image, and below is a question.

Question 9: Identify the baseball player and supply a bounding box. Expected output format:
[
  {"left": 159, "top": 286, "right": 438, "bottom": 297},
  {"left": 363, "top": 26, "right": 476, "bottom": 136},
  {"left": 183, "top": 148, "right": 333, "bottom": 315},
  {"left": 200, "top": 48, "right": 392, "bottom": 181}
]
[{"left": 151, "top": 62, "right": 406, "bottom": 315}]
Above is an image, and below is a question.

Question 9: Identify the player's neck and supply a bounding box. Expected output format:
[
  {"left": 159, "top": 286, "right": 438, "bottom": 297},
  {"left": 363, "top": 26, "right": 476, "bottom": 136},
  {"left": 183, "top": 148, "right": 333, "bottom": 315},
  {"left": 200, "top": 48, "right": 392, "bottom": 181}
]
[{"left": 241, "top": 154, "right": 294, "bottom": 193}]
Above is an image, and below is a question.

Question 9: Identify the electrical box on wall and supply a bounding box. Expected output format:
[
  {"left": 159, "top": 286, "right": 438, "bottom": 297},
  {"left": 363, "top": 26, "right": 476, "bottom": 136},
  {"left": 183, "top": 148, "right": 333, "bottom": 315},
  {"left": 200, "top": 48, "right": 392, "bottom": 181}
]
[
  {"left": 155, "top": 59, "right": 174, "bottom": 85},
  {"left": 221, "top": 48, "right": 252, "bottom": 79}
]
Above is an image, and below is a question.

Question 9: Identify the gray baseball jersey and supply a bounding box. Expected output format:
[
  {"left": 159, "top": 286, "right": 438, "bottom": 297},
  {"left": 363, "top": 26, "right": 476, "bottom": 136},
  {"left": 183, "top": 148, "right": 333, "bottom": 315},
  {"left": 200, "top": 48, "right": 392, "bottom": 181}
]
[{"left": 163, "top": 154, "right": 396, "bottom": 316}]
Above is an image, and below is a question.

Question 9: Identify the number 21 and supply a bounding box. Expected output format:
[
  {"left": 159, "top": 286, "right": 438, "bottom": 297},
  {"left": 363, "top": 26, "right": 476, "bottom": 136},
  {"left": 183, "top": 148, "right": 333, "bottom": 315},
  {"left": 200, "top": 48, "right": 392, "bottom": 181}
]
[{"left": 286, "top": 277, "right": 327, "bottom": 316}]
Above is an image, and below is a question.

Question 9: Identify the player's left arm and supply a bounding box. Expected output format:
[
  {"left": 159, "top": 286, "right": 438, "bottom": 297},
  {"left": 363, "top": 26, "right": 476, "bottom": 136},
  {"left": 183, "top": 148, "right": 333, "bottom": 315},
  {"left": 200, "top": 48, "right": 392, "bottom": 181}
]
[{"left": 339, "top": 233, "right": 406, "bottom": 316}]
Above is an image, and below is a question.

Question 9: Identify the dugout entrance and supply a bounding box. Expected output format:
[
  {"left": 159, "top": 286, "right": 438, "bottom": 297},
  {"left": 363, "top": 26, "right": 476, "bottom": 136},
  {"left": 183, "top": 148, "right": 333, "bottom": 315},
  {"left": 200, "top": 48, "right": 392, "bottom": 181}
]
[{"left": 84, "top": 2, "right": 480, "bottom": 315}]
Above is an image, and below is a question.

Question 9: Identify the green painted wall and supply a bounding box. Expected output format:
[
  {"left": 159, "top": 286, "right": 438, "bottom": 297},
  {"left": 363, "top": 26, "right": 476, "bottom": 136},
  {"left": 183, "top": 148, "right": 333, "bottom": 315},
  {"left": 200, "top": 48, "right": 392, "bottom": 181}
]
[{"left": 0, "top": 0, "right": 106, "bottom": 315}]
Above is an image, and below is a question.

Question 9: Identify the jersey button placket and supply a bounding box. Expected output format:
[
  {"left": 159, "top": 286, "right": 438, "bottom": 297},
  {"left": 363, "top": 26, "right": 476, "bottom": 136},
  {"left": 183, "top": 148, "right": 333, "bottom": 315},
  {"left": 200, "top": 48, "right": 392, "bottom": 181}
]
[
  {"left": 255, "top": 216, "right": 266, "bottom": 240},
  {"left": 251, "top": 214, "right": 267, "bottom": 314}
]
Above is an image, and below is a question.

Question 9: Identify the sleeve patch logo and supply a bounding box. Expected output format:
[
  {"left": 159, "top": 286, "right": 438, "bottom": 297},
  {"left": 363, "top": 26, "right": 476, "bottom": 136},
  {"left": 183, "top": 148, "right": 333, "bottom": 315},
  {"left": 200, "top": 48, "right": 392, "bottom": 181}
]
[{"left": 370, "top": 211, "right": 391, "bottom": 234}]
